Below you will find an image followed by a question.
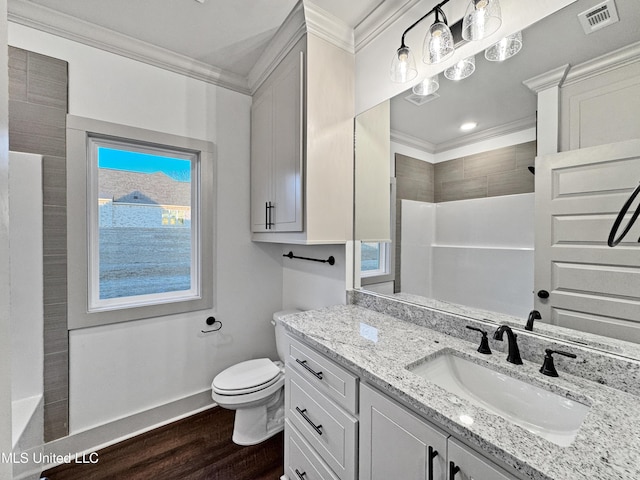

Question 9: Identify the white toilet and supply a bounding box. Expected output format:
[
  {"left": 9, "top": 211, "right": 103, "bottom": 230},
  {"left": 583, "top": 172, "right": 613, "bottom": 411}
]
[{"left": 211, "top": 309, "right": 300, "bottom": 445}]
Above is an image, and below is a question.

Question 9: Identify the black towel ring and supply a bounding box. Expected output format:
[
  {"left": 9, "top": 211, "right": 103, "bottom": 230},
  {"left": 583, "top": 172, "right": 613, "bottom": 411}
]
[{"left": 608, "top": 182, "right": 640, "bottom": 247}]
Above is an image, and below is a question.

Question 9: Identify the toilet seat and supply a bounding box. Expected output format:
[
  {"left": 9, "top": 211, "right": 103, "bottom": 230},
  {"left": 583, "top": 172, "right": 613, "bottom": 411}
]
[{"left": 212, "top": 358, "right": 283, "bottom": 396}]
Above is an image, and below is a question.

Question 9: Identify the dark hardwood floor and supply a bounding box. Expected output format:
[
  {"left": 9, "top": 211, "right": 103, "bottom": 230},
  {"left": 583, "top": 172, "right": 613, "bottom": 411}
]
[{"left": 42, "top": 407, "right": 284, "bottom": 480}]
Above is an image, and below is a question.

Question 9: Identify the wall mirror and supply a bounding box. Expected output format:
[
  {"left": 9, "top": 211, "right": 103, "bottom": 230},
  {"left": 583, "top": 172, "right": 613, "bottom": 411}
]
[{"left": 354, "top": 0, "right": 640, "bottom": 358}]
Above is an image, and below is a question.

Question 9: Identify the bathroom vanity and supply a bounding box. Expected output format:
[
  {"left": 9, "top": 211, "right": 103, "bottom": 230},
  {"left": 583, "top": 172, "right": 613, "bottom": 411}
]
[{"left": 278, "top": 304, "right": 640, "bottom": 480}]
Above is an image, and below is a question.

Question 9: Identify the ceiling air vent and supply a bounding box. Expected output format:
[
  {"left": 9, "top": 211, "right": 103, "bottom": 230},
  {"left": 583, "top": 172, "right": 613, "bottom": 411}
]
[
  {"left": 404, "top": 92, "right": 440, "bottom": 106},
  {"left": 578, "top": 0, "right": 619, "bottom": 34}
]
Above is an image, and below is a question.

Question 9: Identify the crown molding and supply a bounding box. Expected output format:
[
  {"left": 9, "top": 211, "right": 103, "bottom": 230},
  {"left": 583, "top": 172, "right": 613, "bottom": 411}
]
[
  {"left": 435, "top": 116, "right": 537, "bottom": 153},
  {"left": 391, "top": 129, "right": 436, "bottom": 154},
  {"left": 563, "top": 40, "right": 640, "bottom": 87},
  {"left": 303, "top": 1, "right": 354, "bottom": 54},
  {"left": 246, "top": 2, "right": 306, "bottom": 94},
  {"left": 392, "top": 116, "right": 536, "bottom": 155},
  {"left": 523, "top": 64, "right": 570, "bottom": 93},
  {"left": 8, "top": 0, "right": 250, "bottom": 94},
  {"left": 354, "top": 0, "right": 420, "bottom": 53}
]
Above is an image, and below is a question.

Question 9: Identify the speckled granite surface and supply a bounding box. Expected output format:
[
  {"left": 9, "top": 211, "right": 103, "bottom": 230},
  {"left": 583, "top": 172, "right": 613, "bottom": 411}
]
[{"left": 279, "top": 305, "right": 640, "bottom": 480}]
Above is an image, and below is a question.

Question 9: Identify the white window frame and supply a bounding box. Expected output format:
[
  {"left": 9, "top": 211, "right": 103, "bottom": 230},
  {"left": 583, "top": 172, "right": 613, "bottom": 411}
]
[
  {"left": 67, "top": 115, "right": 215, "bottom": 329},
  {"left": 360, "top": 242, "right": 391, "bottom": 279}
]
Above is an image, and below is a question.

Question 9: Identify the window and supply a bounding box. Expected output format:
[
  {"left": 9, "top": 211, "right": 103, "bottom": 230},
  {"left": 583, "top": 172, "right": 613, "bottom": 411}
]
[
  {"left": 67, "top": 116, "right": 214, "bottom": 328},
  {"left": 360, "top": 242, "right": 391, "bottom": 278}
]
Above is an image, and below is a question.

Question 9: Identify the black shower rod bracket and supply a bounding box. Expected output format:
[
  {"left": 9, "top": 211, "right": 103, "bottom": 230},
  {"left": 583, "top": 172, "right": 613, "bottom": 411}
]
[{"left": 283, "top": 251, "right": 335, "bottom": 266}]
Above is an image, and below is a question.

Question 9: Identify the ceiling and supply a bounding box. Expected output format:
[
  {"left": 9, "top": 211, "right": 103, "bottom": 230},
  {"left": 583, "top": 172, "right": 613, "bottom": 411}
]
[
  {"left": 390, "top": 0, "right": 640, "bottom": 150},
  {"left": 19, "top": 0, "right": 383, "bottom": 78}
]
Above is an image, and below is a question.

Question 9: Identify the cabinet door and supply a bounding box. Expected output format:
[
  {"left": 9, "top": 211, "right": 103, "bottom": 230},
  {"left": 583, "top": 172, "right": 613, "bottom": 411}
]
[
  {"left": 272, "top": 49, "right": 303, "bottom": 232},
  {"left": 250, "top": 89, "right": 273, "bottom": 233},
  {"left": 360, "top": 383, "right": 447, "bottom": 480},
  {"left": 447, "top": 438, "right": 516, "bottom": 480}
]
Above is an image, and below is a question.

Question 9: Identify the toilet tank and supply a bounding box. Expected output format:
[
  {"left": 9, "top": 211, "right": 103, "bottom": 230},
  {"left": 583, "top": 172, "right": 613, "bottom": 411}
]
[{"left": 272, "top": 309, "right": 301, "bottom": 362}]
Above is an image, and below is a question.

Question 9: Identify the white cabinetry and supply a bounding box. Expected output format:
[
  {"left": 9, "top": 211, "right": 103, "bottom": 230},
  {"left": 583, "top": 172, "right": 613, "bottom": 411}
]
[
  {"left": 359, "top": 383, "right": 518, "bottom": 480},
  {"left": 251, "top": 33, "right": 354, "bottom": 244},
  {"left": 284, "top": 335, "right": 358, "bottom": 480},
  {"left": 251, "top": 42, "right": 303, "bottom": 233}
]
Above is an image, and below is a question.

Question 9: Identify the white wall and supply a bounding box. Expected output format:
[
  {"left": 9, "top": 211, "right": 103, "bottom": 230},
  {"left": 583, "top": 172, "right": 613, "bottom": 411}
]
[
  {"left": 1, "top": 1, "right": 13, "bottom": 477},
  {"left": 9, "top": 23, "right": 285, "bottom": 436}
]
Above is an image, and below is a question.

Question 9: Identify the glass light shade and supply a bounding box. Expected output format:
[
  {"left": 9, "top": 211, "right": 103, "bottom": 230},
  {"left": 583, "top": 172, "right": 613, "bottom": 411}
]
[
  {"left": 412, "top": 74, "right": 440, "bottom": 95},
  {"left": 444, "top": 55, "right": 476, "bottom": 81},
  {"left": 484, "top": 31, "right": 522, "bottom": 61},
  {"left": 462, "top": 0, "right": 502, "bottom": 41},
  {"left": 390, "top": 46, "right": 418, "bottom": 83},
  {"left": 422, "top": 22, "right": 454, "bottom": 64}
]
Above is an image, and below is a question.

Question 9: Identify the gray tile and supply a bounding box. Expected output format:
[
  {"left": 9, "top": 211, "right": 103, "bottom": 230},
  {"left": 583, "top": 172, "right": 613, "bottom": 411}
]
[
  {"left": 43, "top": 155, "right": 67, "bottom": 207},
  {"left": 436, "top": 176, "right": 488, "bottom": 202},
  {"left": 487, "top": 168, "right": 535, "bottom": 197},
  {"left": 8, "top": 131, "right": 66, "bottom": 158},
  {"left": 44, "top": 398, "right": 68, "bottom": 442},
  {"left": 43, "top": 254, "right": 67, "bottom": 305},
  {"left": 463, "top": 146, "right": 516, "bottom": 179},
  {"left": 44, "top": 303, "right": 68, "bottom": 356},
  {"left": 44, "top": 350, "right": 68, "bottom": 405},
  {"left": 8, "top": 47, "right": 27, "bottom": 102},
  {"left": 9, "top": 100, "right": 66, "bottom": 141},
  {"left": 515, "top": 141, "right": 537, "bottom": 170},
  {"left": 434, "top": 158, "right": 463, "bottom": 183},
  {"left": 43, "top": 205, "right": 67, "bottom": 256},
  {"left": 27, "top": 52, "right": 68, "bottom": 109}
]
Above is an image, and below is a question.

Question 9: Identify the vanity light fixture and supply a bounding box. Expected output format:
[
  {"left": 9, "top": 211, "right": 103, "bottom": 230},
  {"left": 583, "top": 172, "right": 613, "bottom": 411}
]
[
  {"left": 485, "top": 30, "right": 522, "bottom": 61},
  {"left": 444, "top": 55, "right": 476, "bottom": 81},
  {"left": 460, "top": 121, "right": 477, "bottom": 131},
  {"left": 412, "top": 74, "right": 440, "bottom": 95},
  {"left": 390, "top": 0, "right": 502, "bottom": 83},
  {"left": 462, "top": 0, "right": 502, "bottom": 41}
]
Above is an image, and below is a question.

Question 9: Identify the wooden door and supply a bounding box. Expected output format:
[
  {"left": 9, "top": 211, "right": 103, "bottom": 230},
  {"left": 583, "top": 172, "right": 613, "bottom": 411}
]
[{"left": 535, "top": 139, "right": 640, "bottom": 342}]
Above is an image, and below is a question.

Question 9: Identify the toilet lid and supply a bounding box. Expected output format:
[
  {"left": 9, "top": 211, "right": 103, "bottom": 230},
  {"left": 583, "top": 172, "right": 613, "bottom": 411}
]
[{"left": 213, "top": 358, "right": 281, "bottom": 392}]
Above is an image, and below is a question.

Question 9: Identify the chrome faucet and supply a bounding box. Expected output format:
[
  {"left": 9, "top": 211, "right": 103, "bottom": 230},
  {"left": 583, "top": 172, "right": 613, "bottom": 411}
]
[{"left": 493, "top": 325, "right": 523, "bottom": 365}]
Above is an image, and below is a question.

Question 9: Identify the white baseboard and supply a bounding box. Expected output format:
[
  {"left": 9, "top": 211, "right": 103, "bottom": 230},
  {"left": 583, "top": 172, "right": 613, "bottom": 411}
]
[{"left": 42, "top": 389, "right": 216, "bottom": 471}]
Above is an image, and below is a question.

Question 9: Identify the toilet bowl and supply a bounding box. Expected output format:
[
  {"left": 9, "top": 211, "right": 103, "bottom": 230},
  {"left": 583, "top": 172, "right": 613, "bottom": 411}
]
[{"left": 211, "top": 309, "right": 300, "bottom": 445}]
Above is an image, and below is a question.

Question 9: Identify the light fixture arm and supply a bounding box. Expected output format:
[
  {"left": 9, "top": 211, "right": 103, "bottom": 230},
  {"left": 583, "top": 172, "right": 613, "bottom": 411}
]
[{"left": 399, "top": 0, "right": 451, "bottom": 47}]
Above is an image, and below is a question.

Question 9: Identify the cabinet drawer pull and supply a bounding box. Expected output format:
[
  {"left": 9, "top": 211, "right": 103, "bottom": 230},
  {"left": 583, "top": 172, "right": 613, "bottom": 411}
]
[
  {"left": 449, "top": 461, "right": 460, "bottom": 479},
  {"left": 295, "top": 358, "right": 323, "bottom": 379},
  {"left": 428, "top": 446, "right": 438, "bottom": 480},
  {"left": 294, "top": 469, "right": 307, "bottom": 480},
  {"left": 295, "top": 406, "right": 323, "bottom": 435}
]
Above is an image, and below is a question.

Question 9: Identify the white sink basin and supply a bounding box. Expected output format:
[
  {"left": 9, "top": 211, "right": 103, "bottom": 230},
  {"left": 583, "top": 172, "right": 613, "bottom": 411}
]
[{"left": 407, "top": 351, "right": 590, "bottom": 446}]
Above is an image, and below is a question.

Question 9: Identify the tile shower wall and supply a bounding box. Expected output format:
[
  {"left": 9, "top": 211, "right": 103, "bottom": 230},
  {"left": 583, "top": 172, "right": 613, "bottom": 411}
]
[
  {"left": 433, "top": 141, "right": 536, "bottom": 202},
  {"left": 8, "top": 46, "right": 69, "bottom": 441}
]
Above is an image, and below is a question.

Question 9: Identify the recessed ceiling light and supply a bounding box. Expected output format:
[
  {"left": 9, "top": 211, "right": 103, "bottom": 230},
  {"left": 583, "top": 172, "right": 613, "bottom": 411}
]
[{"left": 460, "top": 122, "right": 477, "bottom": 131}]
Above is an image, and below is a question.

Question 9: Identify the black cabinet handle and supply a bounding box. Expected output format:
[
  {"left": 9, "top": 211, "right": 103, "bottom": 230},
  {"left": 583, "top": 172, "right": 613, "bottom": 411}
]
[
  {"left": 537, "top": 289, "right": 550, "bottom": 299},
  {"left": 295, "top": 407, "right": 323, "bottom": 435},
  {"left": 428, "top": 446, "right": 438, "bottom": 480},
  {"left": 295, "top": 358, "right": 323, "bottom": 379},
  {"left": 294, "top": 469, "right": 306, "bottom": 480},
  {"left": 449, "top": 461, "right": 460, "bottom": 479}
]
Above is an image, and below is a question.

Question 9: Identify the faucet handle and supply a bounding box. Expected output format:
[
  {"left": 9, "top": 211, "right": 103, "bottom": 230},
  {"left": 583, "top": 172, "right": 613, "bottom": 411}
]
[
  {"left": 540, "top": 348, "right": 577, "bottom": 377},
  {"left": 466, "top": 326, "right": 492, "bottom": 355}
]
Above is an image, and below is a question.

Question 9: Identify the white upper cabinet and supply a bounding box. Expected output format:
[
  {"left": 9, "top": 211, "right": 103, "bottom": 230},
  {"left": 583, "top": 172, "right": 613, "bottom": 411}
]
[{"left": 250, "top": 32, "right": 354, "bottom": 244}]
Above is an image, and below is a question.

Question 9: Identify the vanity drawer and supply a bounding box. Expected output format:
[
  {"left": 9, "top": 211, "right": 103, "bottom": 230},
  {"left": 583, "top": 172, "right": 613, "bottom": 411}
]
[
  {"left": 286, "top": 334, "right": 358, "bottom": 414},
  {"left": 285, "top": 419, "right": 340, "bottom": 480},
  {"left": 286, "top": 368, "right": 357, "bottom": 480}
]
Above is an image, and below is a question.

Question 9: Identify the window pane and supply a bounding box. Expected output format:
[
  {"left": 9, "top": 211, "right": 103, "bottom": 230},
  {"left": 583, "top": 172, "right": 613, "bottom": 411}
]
[
  {"left": 97, "top": 147, "right": 192, "bottom": 300},
  {"left": 361, "top": 242, "right": 382, "bottom": 272}
]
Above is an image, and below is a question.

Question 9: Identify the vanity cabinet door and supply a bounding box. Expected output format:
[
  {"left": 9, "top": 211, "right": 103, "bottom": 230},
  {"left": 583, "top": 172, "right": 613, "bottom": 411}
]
[
  {"left": 359, "top": 383, "right": 448, "bottom": 480},
  {"left": 447, "top": 438, "right": 516, "bottom": 480}
]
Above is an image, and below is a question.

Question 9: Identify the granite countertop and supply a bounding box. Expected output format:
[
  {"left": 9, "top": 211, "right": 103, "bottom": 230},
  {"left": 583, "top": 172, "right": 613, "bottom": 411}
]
[{"left": 279, "top": 305, "right": 640, "bottom": 480}]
